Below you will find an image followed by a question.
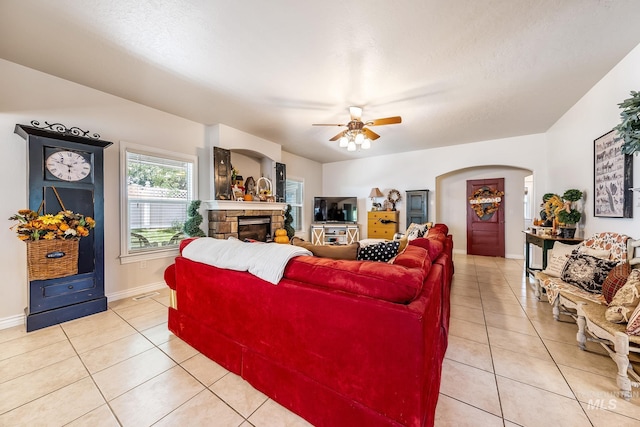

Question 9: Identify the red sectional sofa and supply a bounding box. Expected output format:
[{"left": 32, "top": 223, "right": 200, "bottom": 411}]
[{"left": 164, "top": 225, "right": 453, "bottom": 427}]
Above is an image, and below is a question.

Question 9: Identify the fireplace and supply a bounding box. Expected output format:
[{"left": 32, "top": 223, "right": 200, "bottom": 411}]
[
  {"left": 205, "top": 200, "right": 286, "bottom": 241},
  {"left": 238, "top": 216, "right": 271, "bottom": 242}
]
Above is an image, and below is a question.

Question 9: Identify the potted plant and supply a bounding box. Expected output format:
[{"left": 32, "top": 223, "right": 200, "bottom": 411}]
[
  {"left": 614, "top": 91, "right": 640, "bottom": 155},
  {"left": 540, "top": 193, "right": 561, "bottom": 227},
  {"left": 556, "top": 189, "right": 583, "bottom": 238}
]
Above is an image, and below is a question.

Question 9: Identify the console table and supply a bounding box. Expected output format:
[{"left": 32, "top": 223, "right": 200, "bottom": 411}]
[
  {"left": 524, "top": 231, "right": 583, "bottom": 276},
  {"left": 311, "top": 224, "right": 359, "bottom": 245}
]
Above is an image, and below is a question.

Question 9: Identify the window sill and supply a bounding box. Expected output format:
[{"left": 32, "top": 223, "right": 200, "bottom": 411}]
[{"left": 119, "top": 247, "right": 179, "bottom": 264}]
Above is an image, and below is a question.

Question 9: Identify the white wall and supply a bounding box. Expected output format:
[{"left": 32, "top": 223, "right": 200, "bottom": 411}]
[
  {"left": 322, "top": 133, "right": 548, "bottom": 256},
  {"left": 0, "top": 59, "right": 321, "bottom": 327},
  {"left": 0, "top": 59, "right": 208, "bottom": 325},
  {"left": 437, "top": 166, "right": 532, "bottom": 258},
  {"left": 546, "top": 43, "right": 640, "bottom": 237}
]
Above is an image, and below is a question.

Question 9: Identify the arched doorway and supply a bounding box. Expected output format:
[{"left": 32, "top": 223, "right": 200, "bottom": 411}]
[{"left": 436, "top": 165, "right": 533, "bottom": 258}]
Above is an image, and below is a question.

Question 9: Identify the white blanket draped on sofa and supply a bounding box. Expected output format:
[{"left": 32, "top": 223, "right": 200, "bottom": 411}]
[{"left": 181, "top": 237, "right": 312, "bottom": 284}]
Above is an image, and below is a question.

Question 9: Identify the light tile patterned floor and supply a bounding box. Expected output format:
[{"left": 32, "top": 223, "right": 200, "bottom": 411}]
[{"left": 1, "top": 254, "right": 640, "bottom": 426}]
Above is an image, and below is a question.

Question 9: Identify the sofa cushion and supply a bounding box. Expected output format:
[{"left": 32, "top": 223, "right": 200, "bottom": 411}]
[
  {"left": 626, "top": 301, "right": 640, "bottom": 335},
  {"left": 578, "top": 246, "right": 611, "bottom": 260},
  {"left": 541, "top": 250, "right": 570, "bottom": 278},
  {"left": 292, "top": 238, "right": 359, "bottom": 260},
  {"left": 431, "top": 223, "right": 448, "bottom": 235},
  {"left": 392, "top": 245, "right": 431, "bottom": 270},
  {"left": 552, "top": 242, "right": 579, "bottom": 257},
  {"left": 602, "top": 263, "right": 632, "bottom": 304},
  {"left": 405, "top": 223, "right": 429, "bottom": 241},
  {"left": 408, "top": 238, "right": 444, "bottom": 262},
  {"left": 284, "top": 245, "right": 429, "bottom": 303},
  {"left": 357, "top": 240, "right": 400, "bottom": 262},
  {"left": 426, "top": 230, "right": 447, "bottom": 243},
  {"left": 606, "top": 269, "right": 640, "bottom": 323},
  {"left": 560, "top": 252, "right": 617, "bottom": 293}
]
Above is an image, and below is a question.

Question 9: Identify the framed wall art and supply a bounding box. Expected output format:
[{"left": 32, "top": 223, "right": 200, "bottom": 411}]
[{"left": 593, "top": 129, "right": 633, "bottom": 218}]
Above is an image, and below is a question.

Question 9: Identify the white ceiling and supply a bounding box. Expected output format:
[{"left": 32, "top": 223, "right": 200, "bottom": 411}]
[{"left": 2, "top": 0, "right": 640, "bottom": 163}]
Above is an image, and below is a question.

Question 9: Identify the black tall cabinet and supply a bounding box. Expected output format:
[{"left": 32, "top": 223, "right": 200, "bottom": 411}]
[
  {"left": 406, "top": 189, "right": 429, "bottom": 225},
  {"left": 15, "top": 123, "right": 112, "bottom": 332}
]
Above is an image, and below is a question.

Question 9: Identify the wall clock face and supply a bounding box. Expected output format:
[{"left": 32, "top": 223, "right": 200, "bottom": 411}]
[{"left": 45, "top": 150, "right": 91, "bottom": 182}]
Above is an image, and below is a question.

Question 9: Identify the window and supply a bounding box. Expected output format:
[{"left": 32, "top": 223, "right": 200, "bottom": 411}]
[
  {"left": 120, "top": 142, "right": 197, "bottom": 263},
  {"left": 285, "top": 177, "right": 304, "bottom": 232}
]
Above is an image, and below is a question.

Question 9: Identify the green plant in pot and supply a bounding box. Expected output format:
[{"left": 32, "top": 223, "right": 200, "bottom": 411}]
[
  {"left": 557, "top": 189, "right": 583, "bottom": 238},
  {"left": 615, "top": 91, "right": 640, "bottom": 155}
]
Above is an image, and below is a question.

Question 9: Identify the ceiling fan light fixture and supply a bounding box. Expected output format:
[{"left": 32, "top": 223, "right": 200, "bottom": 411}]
[
  {"left": 362, "top": 138, "right": 371, "bottom": 149},
  {"left": 339, "top": 135, "right": 348, "bottom": 147},
  {"left": 355, "top": 132, "right": 364, "bottom": 145},
  {"left": 347, "top": 140, "right": 356, "bottom": 151}
]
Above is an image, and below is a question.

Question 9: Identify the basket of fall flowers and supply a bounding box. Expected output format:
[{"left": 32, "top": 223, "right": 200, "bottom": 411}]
[{"left": 9, "top": 208, "right": 95, "bottom": 280}]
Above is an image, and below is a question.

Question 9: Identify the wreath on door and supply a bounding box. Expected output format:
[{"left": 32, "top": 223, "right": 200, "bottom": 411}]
[{"left": 468, "top": 186, "right": 504, "bottom": 219}]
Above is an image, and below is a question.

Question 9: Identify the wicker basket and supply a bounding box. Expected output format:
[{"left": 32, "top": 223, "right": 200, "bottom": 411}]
[{"left": 26, "top": 239, "right": 79, "bottom": 281}]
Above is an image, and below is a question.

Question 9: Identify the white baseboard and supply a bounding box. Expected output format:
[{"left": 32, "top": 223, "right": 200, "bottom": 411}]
[
  {"left": 0, "top": 314, "right": 25, "bottom": 330},
  {"left": 0, "top": 281, "right": 168, "bottom": 331},
  {"left": 452, "top": 248, "right": 524, "bottom": 260},
  {"left": 106, "top": 281, "right": 167, "bottom": 302}
]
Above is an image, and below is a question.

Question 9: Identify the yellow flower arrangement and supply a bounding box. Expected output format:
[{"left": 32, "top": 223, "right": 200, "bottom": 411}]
[{"left": 9, "top": 209, "right": 95, "bottom": 241}]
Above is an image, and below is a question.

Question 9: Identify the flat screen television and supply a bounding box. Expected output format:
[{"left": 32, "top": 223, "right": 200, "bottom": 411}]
[{"left": 313, "top": 196, "right": 358, "bottom": 223}]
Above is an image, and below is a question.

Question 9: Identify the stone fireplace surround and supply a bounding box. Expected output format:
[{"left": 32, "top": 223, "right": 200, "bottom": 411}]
[{"left": 203, "top": 200, "right": 286, "bottom": 240}]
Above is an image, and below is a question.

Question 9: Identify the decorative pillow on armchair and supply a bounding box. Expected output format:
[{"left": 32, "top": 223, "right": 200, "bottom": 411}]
[
  {"left": 357, "top": 240, "right": 400, "bottom": 262},
  {"left": 606, "top": 269, "right": 640, "bottom": 323},
  {"left": 541, "top": 250, "right": 570, "bottom": 278},
  {"left": 560, "top": 252, "right": 618, "bottom": 294},
  {"left": 602, "top": 262, "right": 632, "bottom": 304}
]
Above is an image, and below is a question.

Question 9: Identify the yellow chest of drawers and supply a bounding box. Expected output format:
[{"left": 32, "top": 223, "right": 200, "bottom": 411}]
[{"left": 367, "top": 211, "right": 399, "bottom": 239}]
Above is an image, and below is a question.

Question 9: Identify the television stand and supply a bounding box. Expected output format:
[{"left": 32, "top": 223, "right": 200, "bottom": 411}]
[{"left": 311, "top": 224, "right": 359, "bottom": 245}]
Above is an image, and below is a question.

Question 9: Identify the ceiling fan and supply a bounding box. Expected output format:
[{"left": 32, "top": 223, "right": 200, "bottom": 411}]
[{"left": 312, "top": 106, "right": 402, "bottom": 151}]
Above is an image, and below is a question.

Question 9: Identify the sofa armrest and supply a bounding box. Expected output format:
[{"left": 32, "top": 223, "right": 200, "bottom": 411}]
[{"left": 164, "top": 263, "right": 177, "bottom": 290}]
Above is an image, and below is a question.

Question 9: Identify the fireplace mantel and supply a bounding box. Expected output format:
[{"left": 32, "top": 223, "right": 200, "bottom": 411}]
[{"left": 202, "top": 200, "right": 287, "bottom": 211}]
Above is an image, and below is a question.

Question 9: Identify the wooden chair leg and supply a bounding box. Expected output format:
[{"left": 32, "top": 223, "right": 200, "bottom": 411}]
[
  {"left": 613, "top": 331, "right": 633, "bottom": 400},
  {"left": 552, "top": 297, "right": 560, "bottom": 321},
  {"left": 576, "top": 302, "right": 587, "bottom": 351}
]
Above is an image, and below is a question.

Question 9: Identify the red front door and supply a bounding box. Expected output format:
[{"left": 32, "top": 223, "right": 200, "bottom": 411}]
[{"left": 466, "top": 178, "right": 505, "bottom": 257}]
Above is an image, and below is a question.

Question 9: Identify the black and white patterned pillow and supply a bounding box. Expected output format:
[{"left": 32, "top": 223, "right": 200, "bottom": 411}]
[
  {"left": 405, "top": 223, "right": 428, "bottom": 241},
  {"left": 560, "top": 252, "right": 618, "bottom": 293},
  {"left": 357, "top": 241, "right": 400, "bottom": 262}
]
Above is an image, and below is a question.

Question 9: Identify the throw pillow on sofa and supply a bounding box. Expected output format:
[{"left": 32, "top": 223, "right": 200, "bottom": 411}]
[
  {"left": 606, "top": 269, "right": 640, "bottom": 323},
  {"left": 602, "top": 263, "right": 632, "bottom": 304},
  {"left": 541, "top": 249, "right": 570, "bottom": 278},
  {"left": 408, "top": 238, "right": 443, "bottom": 261},
  {"left": 357, "top": 240, "right": 400, "bottom": 262},
  {"left": 560, "top": 252, "right": 618, "bottom": 294},
  {"left": 578, "top": 246, "right": 611, "bottom": 260},
  {"left": 626, "top": 301, "right": 640, "bottom": 335},
  {"left": 405, "top": 222, "right": 430, "bottom": 241},
  {"left": 552, "top": 242, "right": 579, "bottom": 257}
]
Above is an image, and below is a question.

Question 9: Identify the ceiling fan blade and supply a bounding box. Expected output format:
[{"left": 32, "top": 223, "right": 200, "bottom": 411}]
[
  {"left": 312, "top": 123, "right": 346, "bottom": 127},
  {"left": 329, "top": 130, "right": 347, "bottom": 141},
  {"left": 363, "top": 128, "right": 380, "bottom": 140},
  {"left": 367, "top": 116, "right": 402, "bottom": 126},
  {"left": 349, "top": 106, "right": 362, "bottom": 120}
]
